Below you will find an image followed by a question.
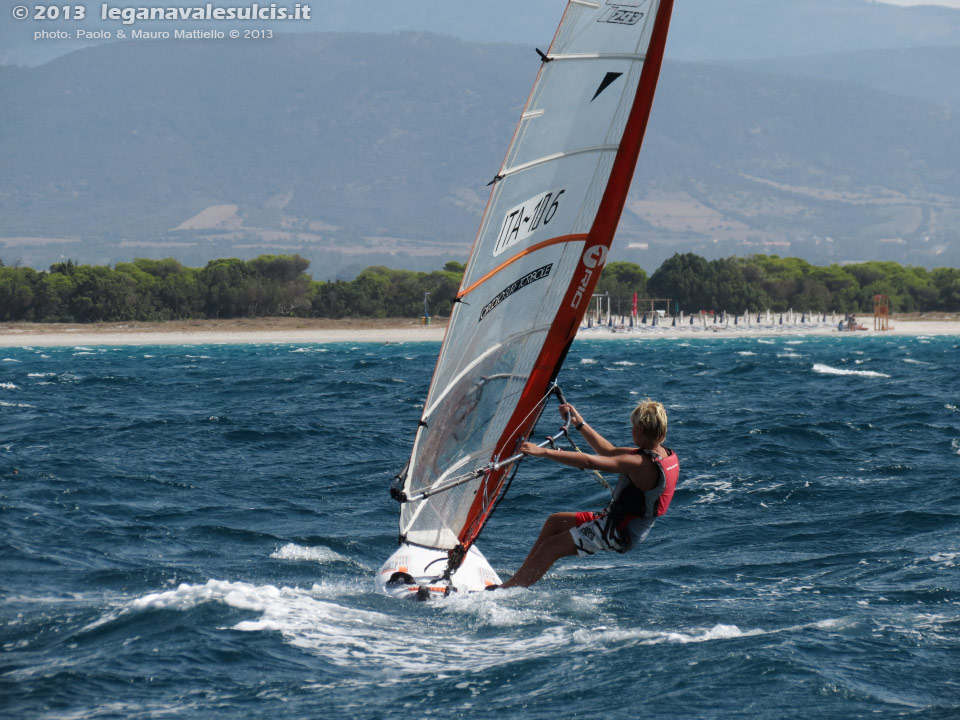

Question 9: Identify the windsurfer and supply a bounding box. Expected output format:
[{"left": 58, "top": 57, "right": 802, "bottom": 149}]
[{"left": 497, "top": 400, "right": 678, "bottom": 589}]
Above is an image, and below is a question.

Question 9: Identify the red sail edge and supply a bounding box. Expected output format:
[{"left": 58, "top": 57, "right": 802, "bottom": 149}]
[{"left": 458, "top": 0, "right": 676, "bottom": 552}]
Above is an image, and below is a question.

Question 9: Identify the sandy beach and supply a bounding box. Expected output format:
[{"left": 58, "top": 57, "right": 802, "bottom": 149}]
[{"left": 1, "top": 314, "right": 958, "bottom": 347}]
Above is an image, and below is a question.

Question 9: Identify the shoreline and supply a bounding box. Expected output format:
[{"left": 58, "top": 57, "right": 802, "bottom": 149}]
[{"left": 1, "top": 315, "right": 958, "bottom": 347}]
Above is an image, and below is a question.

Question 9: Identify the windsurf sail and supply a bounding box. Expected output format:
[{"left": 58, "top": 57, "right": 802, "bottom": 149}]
[{"left": 392, "top": 0, "right": 674, "bottom": 572}]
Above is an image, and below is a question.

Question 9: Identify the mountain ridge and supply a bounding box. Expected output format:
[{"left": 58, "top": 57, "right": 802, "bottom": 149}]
[{"left": 1, "top": 32, "right": 958, "bottom": 276}]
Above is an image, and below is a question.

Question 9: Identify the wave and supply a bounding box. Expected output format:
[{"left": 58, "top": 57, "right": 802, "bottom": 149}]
[
  {"left": 270, "top": 543, "right": 366, "bottom": 568},
  {"left": 928, "top": 552, "right": 958, "bottom": 568},
  {"left": 579, "top": 623, "right": 765, "bottom": 646},
  {"left": 812, "top": 363, "right": 890, "bottom": 378},
  {"left": 132, "top": 579, "right": 283, "bottom": 613},
  {"left": 116, "top": 579, "right": 578, "bottom": 676},
  {"left": 574, "top": 617, "right": 849, "bottom": 649}
]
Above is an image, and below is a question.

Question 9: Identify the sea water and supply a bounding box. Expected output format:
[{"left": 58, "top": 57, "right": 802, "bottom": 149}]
[{"left": 1, "top": 336, "right": 958, "bottom": 719}]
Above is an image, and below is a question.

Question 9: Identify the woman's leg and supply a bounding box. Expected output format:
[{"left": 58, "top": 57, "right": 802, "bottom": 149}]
[
  {"left": 500, "top": 513, "right": 579, "bottom": 588},
  {"left": 523, "top": 512, "right": 577, "bottom": 562}
]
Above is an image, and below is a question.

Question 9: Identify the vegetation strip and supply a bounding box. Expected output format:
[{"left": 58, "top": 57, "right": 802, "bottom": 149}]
[{"left": 1, "top": 253, "right": 958, "bottom": 322}]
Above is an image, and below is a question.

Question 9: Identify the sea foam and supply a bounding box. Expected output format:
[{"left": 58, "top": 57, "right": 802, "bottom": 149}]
[{"left": 812, "top": 363, "right": 890, "bottom": 378}]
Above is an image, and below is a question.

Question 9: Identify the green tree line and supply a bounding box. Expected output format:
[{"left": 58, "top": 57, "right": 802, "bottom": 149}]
[
  {"left": 1, "top": 252, "right": 959, "bottom": 322},
  {"left": 646, "top": 254, "right": 960, "bottom": 314},
  {"left": 0, "top": 255, "right": 464, "bottom": 322},
  {"left": 571, "top": 254, "right": 960, "bottom": 316}
]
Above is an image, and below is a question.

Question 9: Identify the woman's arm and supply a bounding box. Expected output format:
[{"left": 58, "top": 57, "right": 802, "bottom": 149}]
[
  {"left": 560, "top": 403, "right": 631, "bottom": 457},
  {"left": 520, "top": 442, "right": 643, "bottom": 474}
]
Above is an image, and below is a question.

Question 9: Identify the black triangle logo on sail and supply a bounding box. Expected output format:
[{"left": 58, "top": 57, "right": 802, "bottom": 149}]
[{"left": 591, "top": 72, "right": 623, "bottom": 102}]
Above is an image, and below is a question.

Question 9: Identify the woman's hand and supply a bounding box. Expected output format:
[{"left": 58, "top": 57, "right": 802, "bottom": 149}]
[
  {"left": 520, "top": 442, "right": 547, "bottom": 457},
  {"left": 559, "top": 403, "right": 582, "bottom": 426}
]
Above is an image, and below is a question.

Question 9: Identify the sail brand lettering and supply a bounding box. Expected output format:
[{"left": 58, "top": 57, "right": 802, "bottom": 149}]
[
  {"left": 479, "top": 264, "right": 553, "bottom": 322},
  {"left": 493, "top": 189, "right": 565, "bottom": 257},
  {"left": 599, "top": 8, "right": 644, "bottom": 25},
  {"left": 570, "top": 246, "right": 608, "bottom": 310}
]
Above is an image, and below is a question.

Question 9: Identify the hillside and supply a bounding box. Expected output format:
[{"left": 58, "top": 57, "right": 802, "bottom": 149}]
[
  {"left": 1, "top": 33, "right": 958, "bottom": 276},
  {"left": 726, "top": 46, "right": 960, "bottom": 110}
]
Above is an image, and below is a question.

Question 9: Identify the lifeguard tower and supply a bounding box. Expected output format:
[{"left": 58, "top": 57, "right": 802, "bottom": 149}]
[{"left": 873, "top": 294, "right": 891, "bottom": 331}]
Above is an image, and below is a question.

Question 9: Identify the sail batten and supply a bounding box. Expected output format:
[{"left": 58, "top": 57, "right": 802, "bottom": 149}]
[
  {"left": 500, "top": 145, "right": 619, "bottom": 179},
  {"left": 398, "top": 0, "right": 674, "bottom": 556},
  {"left": 546, "top": 52, "right": 648, "bottom": 61}
]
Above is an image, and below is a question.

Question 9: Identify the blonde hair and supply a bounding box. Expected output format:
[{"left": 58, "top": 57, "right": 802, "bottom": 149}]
[{"left": 631, "top": 399, "right": 668, "bottom": 444}]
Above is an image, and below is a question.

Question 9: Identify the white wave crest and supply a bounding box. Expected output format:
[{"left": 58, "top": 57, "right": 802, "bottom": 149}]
[
  {"left": 124, "top": 579, "right": 577, "bottom": 675},
  {"left": 929, "top": 552, "right": 958, "bottom": 568},
  {"left": 613, "top": 360, "right": 636, "bottom": 366},
  {"left": 132, "top": 579, "right": 273, "bottom": 613},
  {"left": 812, "top": 363, "right": 890, "bottom": 378},
  {"left": 270, "top": 543, "right": 354, "bottom": 565},
  {"left": 737, "top": 351, "right": 757, "bottom": 356},
  {"left": 580, "top": 358, "right": 597, "bottom": 365},
  {"left": 0, "top": 382, "right": 18, "bottom": 390},
  {"left": 575, "top": 623, "right": 764, "bottom": 647}
]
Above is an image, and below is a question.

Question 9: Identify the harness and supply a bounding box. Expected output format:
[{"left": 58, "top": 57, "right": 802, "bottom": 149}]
[{"left": 603, "top": 447, "right": 679, "bottom": 548}]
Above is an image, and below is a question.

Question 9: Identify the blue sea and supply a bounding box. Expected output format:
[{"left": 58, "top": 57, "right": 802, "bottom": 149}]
[{"left": 2, "top": 335, "right": 959, "bottom": 719}]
